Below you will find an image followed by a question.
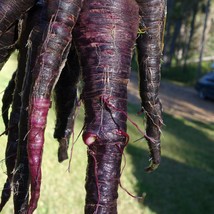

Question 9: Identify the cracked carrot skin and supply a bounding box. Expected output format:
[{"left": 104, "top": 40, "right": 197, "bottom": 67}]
[
  {"left": 73, "top": 0, "right": 139, "bottom": 213},
  {"left": 26, "top": 0, "right": 83, "bottom": 213},
  {"left": 0, "top": 0, "right": 36, "bottom": 37},
  {"left": 136, "top": 0, "right": 166, "bottom": 172}
]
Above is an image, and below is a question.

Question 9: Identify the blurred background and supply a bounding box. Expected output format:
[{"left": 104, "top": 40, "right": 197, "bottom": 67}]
[
  {"left": 0, "top": 0, "right": 214, "bottom": 213},
  {"left": 162, "top": 0, "right": 214, "bottom": 84}
]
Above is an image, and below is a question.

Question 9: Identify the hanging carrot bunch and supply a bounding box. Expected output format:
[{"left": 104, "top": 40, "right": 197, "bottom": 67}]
[{"left": 0, "top": 0, "right": 166, "bottom": 213}]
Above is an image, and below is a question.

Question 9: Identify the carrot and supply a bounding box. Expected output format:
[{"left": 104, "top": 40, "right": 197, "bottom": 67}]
[
  {"left": 26, "top": 0, "right": 83, "bottom": 212},
  {"left": 136, "top": 0, "right": 166, "bottom": 172},
  {"left": 73, "top": 0, "right": 139, "bottom": 212},
  {"left": 0, "top": 109, "right": 20, "bottom": 213},
  {"left": 54, "top": 43, "right": 80, "bottom": 162},
  {"left": 12, "top": 3, "right": 49, "bottom": 213},
  {"left": 0, "top": 179, "right": 10, "bottom": 213},
  {"left": 1, "top": 71, "right": 16, "bottom": 132},
  {"left": 0, "top": 0, "right": 166, "bottom": 213},
  {"left": 0, "top": 24, "right": 18, "bottom": 71},
  {"left": 0, "top": 62, "right": 19, "bottom": 214},
  {"left": 0, "top": 0, "right": 35, "bottom": 37},
  {"left": 0, "top": 4, "right": 46, "bottom": 213},
  {"left": 0, "top": 67, "right": 18, "bottom": 214}
]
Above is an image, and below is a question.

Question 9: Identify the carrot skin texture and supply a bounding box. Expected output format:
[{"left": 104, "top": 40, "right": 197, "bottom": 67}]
[
  {"left": 27, "top": 98, "right": 50, "bottom": 214},
  {"left": 136, "top": 0, "right": 166, "bottom": 171},
  {"left": 26, "top": 0, "right": 83, "bottom": 212},
  {"left": 0, "top": 5, "right": 44, "bottom": 212},
  {"left": 74, "top": 0, "right": 139, "bottom": 212},
  {"left": 12, "top": 4, "right": 48, "bottom": 213},
  {"left": 13, "top": 7, "right": 50, "bottom": 214},
  {"left": 0, "top": 0, "right": 35, "bottom": 37},
  {"left": 0, "top": 24, "right": 17, "bottom": 71},
  {"left": 1, "top": 18, "right": 30, "bottom": 204},
  {"left": 0, "top": 16, "right": 29, "bottom": 212}
]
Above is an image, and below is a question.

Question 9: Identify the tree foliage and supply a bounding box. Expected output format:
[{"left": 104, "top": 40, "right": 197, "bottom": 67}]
[{"left": 164, "top": 0, "right": 214, "bottom": 71}]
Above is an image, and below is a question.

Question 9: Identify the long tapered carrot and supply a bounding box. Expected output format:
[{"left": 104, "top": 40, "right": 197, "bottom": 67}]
[
  {"left": 73, "top": 0, "right": 139, "bottom": 212},
  {"left": 53, "top": 43, "right": 80, "bottom": 162},
  {"left": 136, "top": 0, "right": 166, "bottom": 172},
  {"left": 0, "top": 4, "right": 46, "bottom": 213},
  {"left": 26, "top": 0, "right": 83, "bottom": 212},
  {"left": 12, "top": 3, "right": 49, "bottom": 213},
  {"left": 1, "top": 71, "right": 16, "bottom": 132}
]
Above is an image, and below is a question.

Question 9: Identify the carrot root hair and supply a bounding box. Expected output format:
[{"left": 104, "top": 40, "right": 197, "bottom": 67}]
[{"left": 136, "top": 0, "right": 166, "bottom": 171}]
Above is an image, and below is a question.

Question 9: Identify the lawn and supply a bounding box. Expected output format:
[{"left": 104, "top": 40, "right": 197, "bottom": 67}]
[
  {"left": 161, "top": 61, "right": 212, "bottom": 86},
  {"left": 0, "top": 54, "right": 214, "bottom": 214}
]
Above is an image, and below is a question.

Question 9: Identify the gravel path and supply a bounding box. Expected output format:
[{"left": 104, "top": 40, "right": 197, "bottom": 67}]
[{"left": 128, "top": 72, "right": 214, "bottom": 124}]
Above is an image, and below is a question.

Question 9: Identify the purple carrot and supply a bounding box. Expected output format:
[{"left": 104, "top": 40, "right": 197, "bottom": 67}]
[
  {"left": 26, "top": 0, "right": 83, "bottom": 212},
  {"left": 0, "top": 3, "right": 46, "bottom": 213},
  {"left": 12, "top": 2, "right": 49, "bottom": 213},
  {"left": 1, "top": 71, "right": 16, "bottom": 133},
  {"left": 0, "top": 24, "right": 18, "bottom": 71},
  {"left": 136, "top": 0, "right": 166, "bottom": 172},
  {"left": 53, "top": 43, "right": 80, "bottom": 162},
  {"left": 0, "top": 0, "right": 35, "bottom": 37},
  {"left": 73, "top": 0, "right": 139, "bottom": 212}
]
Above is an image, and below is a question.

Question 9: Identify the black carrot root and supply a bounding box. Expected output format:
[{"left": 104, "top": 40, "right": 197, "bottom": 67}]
[
  {"left": 0, "top": 112, "right": 19, "bottom": 213},
  {"left": 12, "top": 3, "right": 49, "bottom": 213},
  {"left": 0, "top": 0, "right": 36, "bottom": 37},
  {"left": 136, "top": 0, "right": 166, "bottom": 172},
  {"left": 0, "top": 24, "right": 18, "bottom": 71},
  {"left": 1, "top": 71, "right": 16, "bottom": 132},
  {"left": 0, "top": 179, "right": 10, "bottom": 213},
  {"left": 0, "top": 68, "right": 16, "bottom": 212},
  {"left": 54, "top": 43, "right": 80, "bottom": 162},
  {"left": 26, "top": 0, "right": 83, "bottom": 212},
  {"left": 73, "top": 0, "right": 139, "bottom": 212},
  {"left": 0, "top": 4, "right": 46, "bottom": 213},
  {"left": 0, "top": 87, "right": 19, "bottom": 212},
  {"left": 0, "top": 56, "right": 20, "bottom": 214}
]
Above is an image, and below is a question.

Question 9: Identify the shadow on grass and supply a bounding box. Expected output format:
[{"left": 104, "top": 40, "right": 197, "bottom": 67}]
[
  {"left": 126, "top": 113, "right": 214, "bottom": 214},
  {"left": 162, "top": 113, "right": 214, "bottom": 173}
]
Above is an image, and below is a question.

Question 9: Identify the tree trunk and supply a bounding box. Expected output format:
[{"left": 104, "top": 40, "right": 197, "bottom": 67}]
[
  {"left": 163, "top": 0, "right": 174, "bottom": 67},
  {"left": 182, "top": 1, "right": 199, "bottom": 72},
  {"left": 166, "top": 18, "right": 182, "bottom": 67},
  {"left": 197, "top": 0, "right": 211, "bottom": 78}
]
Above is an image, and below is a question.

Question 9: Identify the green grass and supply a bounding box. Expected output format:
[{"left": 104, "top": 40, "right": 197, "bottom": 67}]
[
  {"left": 0, "top": 55, "right": 214, "bottom": 213},
  {"left": 162, "top": 61, "right": 212, "bottom": 86},
  {"left": 126, "top": 107, "right": 214, "bottom": 214}
]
